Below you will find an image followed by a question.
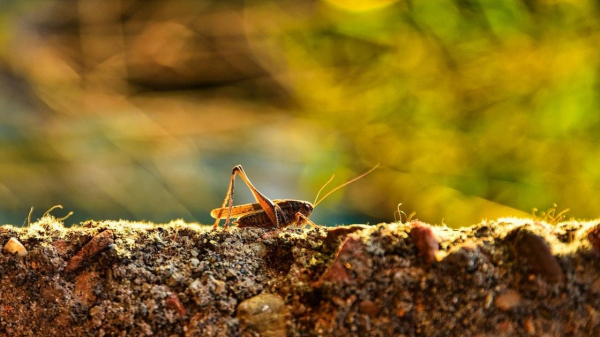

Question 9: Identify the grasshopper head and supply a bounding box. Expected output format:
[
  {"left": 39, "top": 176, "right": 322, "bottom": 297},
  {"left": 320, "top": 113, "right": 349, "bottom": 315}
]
[
  {"left": 294, "top": 200, "right": 314, "bottom": 226},
  {"left": 300, "top": 201, "right": 314, "bottom": 217}
]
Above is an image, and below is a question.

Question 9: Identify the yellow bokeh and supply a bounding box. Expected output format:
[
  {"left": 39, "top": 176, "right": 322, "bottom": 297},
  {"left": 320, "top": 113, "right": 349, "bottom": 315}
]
[{"left": 323, "top": 0, "right": 398, "bottom": 12}]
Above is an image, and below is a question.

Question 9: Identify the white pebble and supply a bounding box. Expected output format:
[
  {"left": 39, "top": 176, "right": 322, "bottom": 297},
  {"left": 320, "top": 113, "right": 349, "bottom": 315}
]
[{"left": 4, "top": 237, "right": 27, "bottom": 257}]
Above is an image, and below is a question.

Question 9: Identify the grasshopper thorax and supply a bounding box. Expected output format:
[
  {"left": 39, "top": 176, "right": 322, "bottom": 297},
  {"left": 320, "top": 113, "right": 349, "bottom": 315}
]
[
  {"left": 283, "top": 200, "right": 314, "bottom": 226},
  {"left": 279, "top": 199, "right": 314, "bottom": 219}
]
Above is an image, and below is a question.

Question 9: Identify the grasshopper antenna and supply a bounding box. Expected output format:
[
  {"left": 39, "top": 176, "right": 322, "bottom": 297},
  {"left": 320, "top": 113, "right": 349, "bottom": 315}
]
[
  {"left": 313, "top": 174, "right": 336, "bottom": 205},
  {"left": 314, "top": 163, "right": 380, "bottom": 207}
]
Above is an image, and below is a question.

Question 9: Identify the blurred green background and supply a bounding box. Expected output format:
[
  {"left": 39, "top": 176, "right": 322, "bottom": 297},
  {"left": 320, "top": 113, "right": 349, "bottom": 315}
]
[{"left": 0, "top": 0, "right": 598, "bottom": 227}]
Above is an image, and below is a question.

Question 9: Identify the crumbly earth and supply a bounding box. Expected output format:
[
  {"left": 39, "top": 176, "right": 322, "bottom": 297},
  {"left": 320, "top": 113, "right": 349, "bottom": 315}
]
[{"left": 0, "top": 217, "right": 599, "bottom": 336}]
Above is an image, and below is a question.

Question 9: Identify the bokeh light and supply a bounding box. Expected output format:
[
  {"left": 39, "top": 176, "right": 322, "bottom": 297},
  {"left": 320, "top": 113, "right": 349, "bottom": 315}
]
[{"left": 1, "top": 0, "right": 598, "bottom": 227}]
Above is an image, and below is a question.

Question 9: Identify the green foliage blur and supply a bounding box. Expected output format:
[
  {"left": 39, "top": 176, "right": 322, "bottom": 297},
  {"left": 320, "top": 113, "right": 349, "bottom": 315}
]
[{"left": 0, "top": 0, "right": 598, "bottom": 227}]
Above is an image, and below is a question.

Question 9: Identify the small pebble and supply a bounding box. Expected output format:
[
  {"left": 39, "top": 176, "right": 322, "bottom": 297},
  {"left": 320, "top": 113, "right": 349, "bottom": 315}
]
[
  {"left": 250, "top": 242, "right": 267, "bottom": 258},
  {"left": 587, "top": 224, "right": 600, "bottom": 253},
  {"left": 359, "top": 300, "right": 379, "bottom": 317},
  {"left": 523, "top": 317, "right": 536, "bottom": 335},
  {"left": 65, "top": 230, "right": 114, "bottom": 272},
  {"left": 190, "top": 258, "right": 200, "bottom": 268},
  {"left": 484, "top": 293, "right": 494, "bottom": 308},
  {"left": 410, "top": 222, "right": 440, "bottom": 264},
  {"left": 166, "top": 293, "right": 187, "bottom": 317},
  {"left": 4, "top": 237, "right": 27, "bottom": 257},
  {"left": 237, "top": 293, "right": 287, "bottom": 337},
  {"left": 495, "top": 290, "right": 521, "bottom": 311},
  {"left": 510, "top": 228, "right": 564, "bottom": 284}
]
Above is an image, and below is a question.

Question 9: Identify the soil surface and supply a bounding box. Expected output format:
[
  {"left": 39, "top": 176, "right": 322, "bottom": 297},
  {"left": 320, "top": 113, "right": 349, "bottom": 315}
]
[{"left": 1, "top": 216, "right": 600, "bottom": 336}]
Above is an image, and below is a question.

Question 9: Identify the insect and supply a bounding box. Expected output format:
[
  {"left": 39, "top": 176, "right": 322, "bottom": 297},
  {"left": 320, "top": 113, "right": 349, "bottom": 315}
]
[{"left": 211, "top": 164, "right": 379, "bottom": 230}]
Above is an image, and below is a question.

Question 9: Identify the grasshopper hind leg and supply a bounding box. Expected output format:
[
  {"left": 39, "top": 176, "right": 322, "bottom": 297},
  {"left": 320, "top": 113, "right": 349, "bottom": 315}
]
[{"left": 213, "top": 165, "right": 287, "bottom": 230}]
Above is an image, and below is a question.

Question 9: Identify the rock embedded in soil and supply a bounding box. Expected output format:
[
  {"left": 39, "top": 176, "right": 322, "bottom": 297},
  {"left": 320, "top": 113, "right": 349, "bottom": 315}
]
[
  {"left": 74, "top": 271, "right": 101, "bottom": 306},
  {"left": 508, "top": 227, "right": 564, "bottom": 284},
  {"left": 324, "top": 224, "right": 368, "bottom": 247},
  {"left": 523, "top": 316, "right": 536, "bottom": 335},
  {"left": 588, "top": 223, "right": 600, "bottom": 253},
  {"left": 3, "top": 237, "right": 27, "bottom": 257},
  {"left": 409, "top": 221, "right": 440, "bottom": 264},
  {"left": 166, "top": 293, "right": 187, "bottom": 317},
  {"left": 236, "top": 293, "right": 287, "bottom": 336},
  {"left": 317, "top": 235, "right": 370, "bottom": 285},
  {"left": 359, "top": 300, "right": 380, "bottom": 317},
  {"left": 494, "top": 290, "right": 522, "bottom": 311},
  {"left": 65, "top": 229, "right": 114, "bottom": 272}
]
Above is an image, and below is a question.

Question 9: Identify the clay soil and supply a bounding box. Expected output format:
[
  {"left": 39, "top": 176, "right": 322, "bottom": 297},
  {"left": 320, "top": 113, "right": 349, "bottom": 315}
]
[{"left": 1, "top": 216, "right": 600, "bottom": 336}]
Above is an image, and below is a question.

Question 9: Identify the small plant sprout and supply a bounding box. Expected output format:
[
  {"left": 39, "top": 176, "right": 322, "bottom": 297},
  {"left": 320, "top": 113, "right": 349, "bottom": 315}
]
[
  {"left": 25, "top": 205, "right": 74, "bottom": 227},
  {"left": 394, "top": 203, "right": 417, "bottom": 224},
  {"left": 532, "top": 203, "right": 570, "bottom": 225}
]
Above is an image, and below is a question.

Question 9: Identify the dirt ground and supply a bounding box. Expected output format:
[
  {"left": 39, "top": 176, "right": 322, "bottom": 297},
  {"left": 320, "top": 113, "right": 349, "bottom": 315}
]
[{"left": 0, "top": 216, "right": 599, "bottom": 336}]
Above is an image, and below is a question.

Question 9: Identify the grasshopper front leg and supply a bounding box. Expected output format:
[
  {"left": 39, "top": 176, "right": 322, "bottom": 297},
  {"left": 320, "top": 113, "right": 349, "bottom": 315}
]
[{"left": 213, "top": 165, "right": 288, "bottom": 230}]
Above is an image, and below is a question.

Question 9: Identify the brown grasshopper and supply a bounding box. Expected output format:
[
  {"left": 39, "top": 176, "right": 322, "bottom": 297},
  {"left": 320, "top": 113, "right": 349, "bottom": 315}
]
[{"left": 211, "top": 164, "right": 379, "bottom": 230}]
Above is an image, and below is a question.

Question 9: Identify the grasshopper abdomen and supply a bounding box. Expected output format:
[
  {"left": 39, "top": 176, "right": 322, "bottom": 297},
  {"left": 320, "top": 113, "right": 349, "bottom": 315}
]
[{"left": 236, "top": 200, "right": 314, "bottom": 228}]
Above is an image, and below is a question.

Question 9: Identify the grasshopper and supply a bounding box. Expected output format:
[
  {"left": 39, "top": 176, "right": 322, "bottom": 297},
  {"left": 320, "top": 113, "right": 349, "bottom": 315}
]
[{"left": 211, "top": 164, "right": 379, "bottom": 230}]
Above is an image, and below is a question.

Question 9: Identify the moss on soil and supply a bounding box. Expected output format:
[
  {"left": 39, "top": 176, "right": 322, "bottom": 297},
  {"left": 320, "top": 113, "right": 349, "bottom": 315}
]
[{"left": 0, "top": 217, "right": 599, "bottom": 336}]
